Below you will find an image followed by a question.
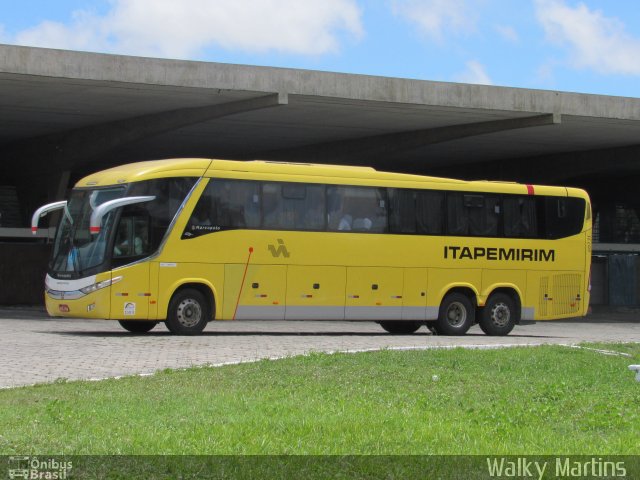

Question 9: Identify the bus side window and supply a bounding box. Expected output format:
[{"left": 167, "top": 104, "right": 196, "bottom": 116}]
[
  {"left": 447, "top": 193, "right": 469, "bottom": 236},
  {"left": 113, "top": 215, "right": 150, "bottom": 259},
  {"left": 545, "top": 197, "right": 586, "bottom": 239},
  {"left": 389, "top": 189, "right": 416, "bottom": 234},
  {"left": 263, "top": 183, "right": 291, "bottom": 229},
  {"left": 114, "top": 217, "right": 133, "bottom": 257},
  {"left": 300, "top": 184, "right": 326, "bottom": 230},
  {"left": 128, "top": 177, "right": 197, "bottom": 249},
  {"left": 469, "top": 195, "right": 499, "bottom": 236},
  {"left": 389, "top": 189, "right": 444, "bottom": 235},
  {"left": 416, "top": 190, "right": 444, "bottom": 234},
  {"left": 504, "top": 196, "right": 537, "bottom": 238},
  {"left": 328, "top": 186, "right": 387, "bottom": 233},
  {"left": 263, "top": 182, "right": 326, "bottom": 231},
  {"left": 230, "top": 181, "right": 260, "bottom": 228},
  {"left": 447, "top": 193, "right": 498, "bottom": 237},
  {"left": 185, "top": 179, "right": 261, "bottom": 236},
  {"left": 327, "top": 186, "right": 346, "bottom": 231}
]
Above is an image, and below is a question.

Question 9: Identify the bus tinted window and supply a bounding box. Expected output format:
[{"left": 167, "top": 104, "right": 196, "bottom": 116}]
[
  {"left": 327, "top": 186, "right": 387, "bottom": 233},
  {"left": 389, "top": 189, "right": 443, "bottom": 234},
  {"left": 448, "top": 193, "right": 468, "bottom": 236},
  {"left": 469, "top": 195, "right": 499, "bottom": 236},
  {"left": 389, "top": 189, "right": 416, "bottom": 233},
  {"left": 123, "top": 177, "right": 197, "bottom": 256},
  {"left": 504, "top": 196, "right": 537, "bottom": 238},
  {"left": 447, "top": 193, "right": 499, "bottom": 237},
  {"left": 545, "top": 197, "right": 585, "bottom": 239},
  {"left": 416, "top": 190, "right": 444, "bottom": 234},
  {"left": 182, "top": 176, "right": 585, "bottom": 241},
  {"left": 187, "top": 179, "right": 261, "bottom": 235},
  {"left": 263, "top": 183, "right": 325, "bottom": 231},
  {"left": 113, "top": 216, "right": 150, "bottom": 258}
]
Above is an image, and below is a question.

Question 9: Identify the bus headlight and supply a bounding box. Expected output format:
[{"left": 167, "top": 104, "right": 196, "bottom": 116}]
[{"left": 79, "top": 276, "right": 123, "bottom": 295}]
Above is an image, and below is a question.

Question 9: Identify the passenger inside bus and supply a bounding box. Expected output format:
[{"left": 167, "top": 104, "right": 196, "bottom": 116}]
[{"left": 113, "top": 219, "right": 146, "bottom": 257}]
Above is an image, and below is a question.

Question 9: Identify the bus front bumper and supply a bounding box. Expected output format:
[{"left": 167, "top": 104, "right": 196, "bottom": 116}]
[
  {"left": 45, "top": 273, "right": 113, "bottom": 319},
  {"left": 45, "top": 288, "right": 111, "bottom": 319}
]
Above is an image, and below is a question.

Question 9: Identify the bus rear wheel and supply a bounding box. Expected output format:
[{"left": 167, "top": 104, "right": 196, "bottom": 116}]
[
  {"left": 379, "top": 320, "right": 422, "bottom": 334},
  {"left": 118, "top": 320, "right": 158, "bottom": 333},
  {"left": 434, "top": 292, "right": 474, "bottom": 335},
  {"left": 479, "top": 293, "right": 517, "bottom": 336},
  {"left": 165, "top": 288, "right": 210, "bottom": 335}
]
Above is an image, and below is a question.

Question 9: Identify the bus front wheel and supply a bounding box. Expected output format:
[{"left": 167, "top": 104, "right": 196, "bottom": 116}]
[
  {"left": 165, "top": 288, "right": 210, "bottom": 335},
  {"left": 479, "top": 293, "right": 516, "bottom": 336},
  {"left": 379, "top": 320, "right": 422, "bottom": 334},
  {"left": 118, "top": 320, "right": 158, "bottom": 333},
  {"left": 435, "top": 292, "right": 474, "bottom": 335}
]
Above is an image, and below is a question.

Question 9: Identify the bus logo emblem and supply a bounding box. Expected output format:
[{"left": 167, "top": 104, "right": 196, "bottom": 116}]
[{"left": 268, "top": 239, "right": 290, "bottom": 258}]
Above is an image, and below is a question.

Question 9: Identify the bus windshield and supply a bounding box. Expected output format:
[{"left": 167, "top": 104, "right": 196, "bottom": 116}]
[
  {"left": 50, "top": 187, "right": 126, "bottom": 273},
  {"left": 50, "top": 177, "right": 198, "bottom": 276}
]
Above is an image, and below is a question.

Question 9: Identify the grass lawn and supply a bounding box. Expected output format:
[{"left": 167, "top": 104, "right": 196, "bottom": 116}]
[{"left": 0, "top": 344, "right": 638, "bottom": 457}]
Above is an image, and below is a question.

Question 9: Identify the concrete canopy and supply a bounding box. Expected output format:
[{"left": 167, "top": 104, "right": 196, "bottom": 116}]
[{"left": 2, "top": 43, "right": 640, "bottom": 191}]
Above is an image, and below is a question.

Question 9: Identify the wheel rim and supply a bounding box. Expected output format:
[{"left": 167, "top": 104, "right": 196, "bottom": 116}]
[
  {"left": 446, "top": 301, "right": 467, "bottom": 327},
  {"left": 490, "top": 302, "right": 510, "bottom": 327},
  {"left": 176, "top": 298, "right": 203, "bottom": 328}
]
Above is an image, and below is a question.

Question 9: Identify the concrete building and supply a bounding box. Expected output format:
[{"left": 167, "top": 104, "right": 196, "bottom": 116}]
[{"left": 1, "top": 44, "right": 640, "bottom": 305}]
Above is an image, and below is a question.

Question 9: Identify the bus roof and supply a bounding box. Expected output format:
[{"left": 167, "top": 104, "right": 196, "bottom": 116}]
[
  {"left": 77, "top": 159, "right": 213, "bottom": 187},
  {"left": 207, "top": 159, "right": 466, "bottom": 184},
  {"left": 76, "top": 158, "right": 584, "bottom": 198}
]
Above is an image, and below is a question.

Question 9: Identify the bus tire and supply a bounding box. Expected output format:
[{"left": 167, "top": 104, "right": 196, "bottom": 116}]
[
  {"left": 435, "top": 292, "right": 474, "bottom": 335},
  {"left": 118, "top": 320, "right": 158, "bottom": 333},
  {"left": 379, "top": 320, "right": 421, "bottom": 334},
  {"left": 479, "top": 293, "right": 516, "bottom": 336},
  {"left": 165, "top": 288, "right": 210, "bottom": 335}
]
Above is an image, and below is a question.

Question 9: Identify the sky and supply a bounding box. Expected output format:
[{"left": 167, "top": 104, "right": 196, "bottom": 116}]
[{"left": 1, "top": 0, "right": 640, "bottom": 97}]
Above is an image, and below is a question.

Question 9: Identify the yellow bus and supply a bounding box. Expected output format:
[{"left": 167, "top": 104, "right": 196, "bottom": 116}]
[{"left": 33, "top": 158, "right": 592, "bottom": 336}]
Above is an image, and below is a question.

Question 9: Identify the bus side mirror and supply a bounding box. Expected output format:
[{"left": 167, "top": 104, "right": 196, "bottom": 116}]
[
  {"left": 90, "top": 196, "right": 155, "bottom": 234},
  {"left": 31, "top": 201, "right": 68, "bottom": 235}
]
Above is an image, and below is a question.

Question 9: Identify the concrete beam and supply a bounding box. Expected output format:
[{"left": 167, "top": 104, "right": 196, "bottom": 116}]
[
  {"left": 439, "top": 143, "right": 640, "bottom": 184},
  {"left": 2, "top": 92, "right": 288, "bottom": 177},
  {"left": 3, "top": 45, "right": 640, "bottom": 121},
  {"left": 262, "top": 113, "right": 560, "bottom": 164}
]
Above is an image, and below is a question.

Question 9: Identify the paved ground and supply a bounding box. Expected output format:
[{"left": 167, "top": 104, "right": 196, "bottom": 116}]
[{"left": 1, "top": 307, "right": 639, "bottom": 388}]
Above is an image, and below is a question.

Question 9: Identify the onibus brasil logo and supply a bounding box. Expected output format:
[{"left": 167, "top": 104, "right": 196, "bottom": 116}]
[{"left": 8, "top": 456, "right": 73, "bottom": 479}]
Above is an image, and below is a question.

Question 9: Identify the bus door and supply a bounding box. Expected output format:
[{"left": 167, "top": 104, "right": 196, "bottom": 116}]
[
  {"left": 285, "top": 266, "right": 346, "bottom": 320},
  {"left": 110, "top": 214, "right": 152, "bottom": 319},
  {"left": 345, "top": 267, "right": 404, "bottom": 320}
]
